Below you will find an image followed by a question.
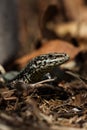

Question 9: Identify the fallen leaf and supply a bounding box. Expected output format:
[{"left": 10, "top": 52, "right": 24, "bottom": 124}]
[{"left": 15, "top": 40, "right": 81, "bottom": 69}]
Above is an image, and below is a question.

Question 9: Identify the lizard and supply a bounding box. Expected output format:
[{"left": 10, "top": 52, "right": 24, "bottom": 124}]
[{"left": 5, "top": 52, "right": 69, "bottom": 84}]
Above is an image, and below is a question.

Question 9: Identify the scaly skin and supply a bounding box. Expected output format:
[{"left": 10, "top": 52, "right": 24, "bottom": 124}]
[{"left": 8, "top": 53, "right": 69, "bottom": 83}]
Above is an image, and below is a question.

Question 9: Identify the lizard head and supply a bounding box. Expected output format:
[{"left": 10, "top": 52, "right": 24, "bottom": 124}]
[{"left": 32, "top": 53, "right": 70, "bottom": 70}]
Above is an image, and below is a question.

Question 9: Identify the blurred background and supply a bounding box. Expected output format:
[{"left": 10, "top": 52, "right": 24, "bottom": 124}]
[{"left": 0, "top": 0, "right": 87, "bottom": 70}]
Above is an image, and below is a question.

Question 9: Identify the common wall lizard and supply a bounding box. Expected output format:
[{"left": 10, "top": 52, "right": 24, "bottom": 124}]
[{"left": 7, "top": 53, "right": 69, "bottom": 83}]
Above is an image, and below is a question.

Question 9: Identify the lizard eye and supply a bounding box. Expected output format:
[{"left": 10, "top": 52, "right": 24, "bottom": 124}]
[{"left": 48, "top": 54, "right": 53, "bottom": 58}]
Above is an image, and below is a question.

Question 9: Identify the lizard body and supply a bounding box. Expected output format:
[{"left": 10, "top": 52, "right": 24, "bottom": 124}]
[{"left": 7, "top": 53, "right": 69, "bottom": 83}]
